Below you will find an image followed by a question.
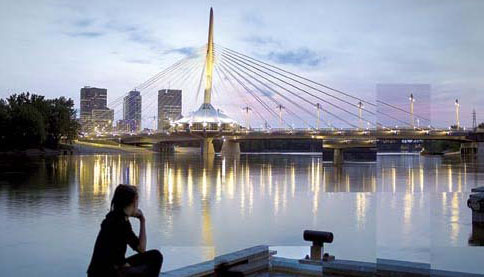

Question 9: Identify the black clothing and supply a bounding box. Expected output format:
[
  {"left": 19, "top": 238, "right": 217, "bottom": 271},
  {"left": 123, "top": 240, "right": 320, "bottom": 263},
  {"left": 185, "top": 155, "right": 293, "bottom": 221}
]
[
  {"left": 118, "top": 250, "right": 163, "bottom": 277},
  {"left": 87, "top": 210, "right": 141, "bottom": 276}
]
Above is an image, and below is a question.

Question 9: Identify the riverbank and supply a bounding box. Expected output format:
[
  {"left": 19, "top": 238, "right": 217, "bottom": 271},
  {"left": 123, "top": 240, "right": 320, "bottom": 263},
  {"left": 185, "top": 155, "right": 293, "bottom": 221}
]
[
  {"left": 72, "top": 140, "right": 154, "bottom": 154},
  {"left": 0, "top": 144, "right": 74, "bottom": 156},
  {"left": 0, "top": 140, "right": 153, "bottom": 156}
]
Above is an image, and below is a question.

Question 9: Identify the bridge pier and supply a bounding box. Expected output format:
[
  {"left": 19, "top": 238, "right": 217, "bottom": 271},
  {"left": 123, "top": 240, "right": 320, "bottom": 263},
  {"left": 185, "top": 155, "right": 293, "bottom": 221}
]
[
  {"left": 201, "top": 138, "right": 215, "bottom": 156},
  {"left": 221, "top": 140, "right": 240, "bottom": 156},
  {"left": 153, "top": 142, "right": 175, "bottom": 153},
  {"left": 323, "top": 140, "right": 377, "bottom": 165},
  {"left": 333, "top": 148, "right": 343, "bottom": 165}
]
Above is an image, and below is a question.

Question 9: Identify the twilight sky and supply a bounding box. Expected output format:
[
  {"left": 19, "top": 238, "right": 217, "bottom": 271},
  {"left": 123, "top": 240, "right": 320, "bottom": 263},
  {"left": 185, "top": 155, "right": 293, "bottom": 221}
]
[{"left": 1, "top": 0, "right": 483, "bottom": 128}]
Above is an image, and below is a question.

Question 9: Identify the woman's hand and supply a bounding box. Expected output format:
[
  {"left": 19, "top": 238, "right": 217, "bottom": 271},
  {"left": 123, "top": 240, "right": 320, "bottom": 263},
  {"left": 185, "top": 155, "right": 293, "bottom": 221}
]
[{"left": 133, "top": 208, "right": 145, "bottom": 222}]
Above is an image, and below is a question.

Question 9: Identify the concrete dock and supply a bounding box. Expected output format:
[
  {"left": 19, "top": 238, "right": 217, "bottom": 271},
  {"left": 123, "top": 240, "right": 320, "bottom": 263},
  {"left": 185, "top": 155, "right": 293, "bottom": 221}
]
[{"left": 162, "top": 245, "right": 484, "bottom": 276}]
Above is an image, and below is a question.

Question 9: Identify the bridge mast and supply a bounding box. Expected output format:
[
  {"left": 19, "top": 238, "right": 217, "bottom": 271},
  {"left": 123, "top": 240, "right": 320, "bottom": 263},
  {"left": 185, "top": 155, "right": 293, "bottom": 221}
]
[{"left": 203, "top": 8, "right": 215, "bottom": 105}]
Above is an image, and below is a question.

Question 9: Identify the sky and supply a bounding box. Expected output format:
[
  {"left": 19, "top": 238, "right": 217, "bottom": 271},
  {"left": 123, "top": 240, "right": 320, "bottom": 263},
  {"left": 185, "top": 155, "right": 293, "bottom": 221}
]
[{"left": 1, "top": 0, "right": 483, "bottom": 128}]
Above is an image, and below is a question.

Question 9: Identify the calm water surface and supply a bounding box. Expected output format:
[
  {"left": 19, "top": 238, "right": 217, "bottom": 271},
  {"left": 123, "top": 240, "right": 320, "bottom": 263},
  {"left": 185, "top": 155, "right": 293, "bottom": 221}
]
[{"left": 0, "top": 153, "right": 483, "bottom": 276}]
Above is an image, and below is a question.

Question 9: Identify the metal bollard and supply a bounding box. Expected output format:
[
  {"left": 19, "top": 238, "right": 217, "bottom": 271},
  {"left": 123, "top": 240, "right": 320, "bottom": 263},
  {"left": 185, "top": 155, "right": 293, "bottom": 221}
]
[
  {"left": 303, "top": 230, "right": 333, "bottom": 261},
  {"left": 468, "top": 188, "right": 484, "bottom": 246},
  {"left": 468, "top": 188, "right": 484, "bottom": 226}
]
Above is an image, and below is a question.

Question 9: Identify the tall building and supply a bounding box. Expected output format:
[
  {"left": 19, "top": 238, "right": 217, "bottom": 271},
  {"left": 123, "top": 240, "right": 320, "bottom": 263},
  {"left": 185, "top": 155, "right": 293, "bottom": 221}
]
[
  {"left": 79, "top": 86, "right": 113, "bottom": 133},
  {"left": 158, "top": 89, "right": 182, "bottom": 131},
  {"left": 123, "top": 90, "right": 142, "bottom": 132},
  {"left": 91, "top": 109, "right": 114, "bottom": 133}
]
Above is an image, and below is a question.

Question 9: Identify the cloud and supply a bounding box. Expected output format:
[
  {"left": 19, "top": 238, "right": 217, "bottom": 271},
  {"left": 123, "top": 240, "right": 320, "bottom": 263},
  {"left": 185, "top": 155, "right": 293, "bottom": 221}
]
[
  {"left": 164, "top": 47, "right": 198, "bottom": 57},
  {"left": 124, "top": 58, "right": 152, "bottom": 65},
  {"left": 72, "top": 18, "right": 95, "bottom": 28},
  {"left": 241, "top": 12, "right": 264, "bottom": 27},
  {"left": 127, "top": 31, "right": 156, "bottom": 45},
  {"left": 65, "top": 31, "right": 104, "bottom": 38},
  {"left": 265, "top": 48, "right": 324, "bottom": 67},
  {"left": 104, "top": 21, "right": 139, "bottom": 33},
  {"left": 243, "top": 36, "right": 280, "bottom": 47},
  {"left": 67, "top": 18, "right": 163, "bottom": 52}
]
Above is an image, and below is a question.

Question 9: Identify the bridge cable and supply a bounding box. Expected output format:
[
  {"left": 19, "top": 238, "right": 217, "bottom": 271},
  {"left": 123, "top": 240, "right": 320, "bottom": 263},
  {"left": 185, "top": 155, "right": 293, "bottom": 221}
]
[
  {"left": 219, "top": 49, "right": 377, "bottom": 128},
  {"left": 215, "top": 63, "right": 274, "bottom": 126},
  {"left": 219, "top": 57, "right": 315, "bottom": 128},
  {"left": 217, "top": 62, "right": 286, "bottom": 127},
  {"left": 218, "top": 50, "right": 355, "bottom": 128},
  {"left": 219, "top": 45, "right": 427, "bottom": 127}
]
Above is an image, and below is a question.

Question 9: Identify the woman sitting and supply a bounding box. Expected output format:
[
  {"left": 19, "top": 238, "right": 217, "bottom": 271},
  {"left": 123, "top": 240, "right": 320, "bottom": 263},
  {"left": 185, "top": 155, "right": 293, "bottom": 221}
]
[{"left": 87, "top": 184, "right": 163, "bottom": 277}]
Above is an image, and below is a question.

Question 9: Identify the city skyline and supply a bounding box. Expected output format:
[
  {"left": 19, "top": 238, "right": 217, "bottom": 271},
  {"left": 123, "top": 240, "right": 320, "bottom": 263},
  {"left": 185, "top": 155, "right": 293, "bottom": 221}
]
[{"left": 1, "top": 0, "right": 483, "bottom": 127}]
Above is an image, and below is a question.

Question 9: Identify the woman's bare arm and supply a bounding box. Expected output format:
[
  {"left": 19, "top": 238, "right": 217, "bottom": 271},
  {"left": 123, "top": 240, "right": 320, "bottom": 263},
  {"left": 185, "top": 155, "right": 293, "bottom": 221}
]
[{"left": 135, "top": 209, "right": 147, "bottom": 253}]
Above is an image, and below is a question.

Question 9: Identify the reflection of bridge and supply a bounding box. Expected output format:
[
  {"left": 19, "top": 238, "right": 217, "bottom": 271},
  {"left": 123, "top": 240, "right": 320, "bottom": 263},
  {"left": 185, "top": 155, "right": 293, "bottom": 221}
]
[{"left": 96, "top": 8, "right": 483, "bottom": 163}]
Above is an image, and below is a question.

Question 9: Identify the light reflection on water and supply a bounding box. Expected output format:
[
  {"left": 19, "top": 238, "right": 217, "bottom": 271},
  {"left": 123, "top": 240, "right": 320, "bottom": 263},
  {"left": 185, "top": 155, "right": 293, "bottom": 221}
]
[{"left": 0, "top": 153, "right": 483, "bottom": 275}]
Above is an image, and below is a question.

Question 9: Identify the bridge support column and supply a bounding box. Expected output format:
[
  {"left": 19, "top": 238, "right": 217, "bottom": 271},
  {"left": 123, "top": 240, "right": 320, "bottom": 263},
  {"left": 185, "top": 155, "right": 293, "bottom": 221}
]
[
  {"left": 153, "top": 142, "right": 174, "bottom": 153},
  {"left": 461, "top": 142, "right": 484, "bottom": 162},
  {"left": 333, "top": 148, "right": 344, "bottom": 165},
  {"left": 221, "top": 140, "right": 240, "bottom": 156},
  {"left": 201, "top": 138, "right": 215, "bottom": 156}
]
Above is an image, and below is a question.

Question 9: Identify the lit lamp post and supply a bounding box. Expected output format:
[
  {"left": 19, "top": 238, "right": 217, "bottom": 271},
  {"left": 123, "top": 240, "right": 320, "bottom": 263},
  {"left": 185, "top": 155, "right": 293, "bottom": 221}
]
[
  {"left": 358, "top": 101, "right": 363, "bottom": 130},
  {"left": 243, "top": 106, "right": 251, "bottom": 130},
  {"left": 316, "top": 103, "right": 321, "bottom": 130},
  {"left": 277, "top": 104, "right": 284, "bottom": 128},
  {"left": 409, "top": 93, "right": 415, "bottom": 129},
  {"left": 455, "top": 99, "right": 460, "bottom": 129}
]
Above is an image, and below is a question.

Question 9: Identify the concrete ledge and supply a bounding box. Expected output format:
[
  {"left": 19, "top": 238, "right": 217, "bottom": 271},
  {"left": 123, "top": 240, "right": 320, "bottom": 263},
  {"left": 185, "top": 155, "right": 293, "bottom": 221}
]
[
  {"left": 162, "top": 246, "right": 484, "bottom": 277},
  {"left": 214, "top": 245, "right": 269, "bottom": 266},
  {"left": 430, "top": 269, "right": 484, "bottom": 277},
  {"left": 322, "top": 259, "right": 376, "bottom": 276},
  {"left": 162, "top": 260, "right": 214, "bottom": 277},
  {"left": 376, "top": 258, "right": 430, "bottom": 276},
  {"left": 271, "top": 257, "right": 322, "bottom": 276},
  {"left": 229, "top": 259, "right": 269, "bottom": 275},
  {"left": 163, "top": 245, "right": 270, "bottom": 277}
]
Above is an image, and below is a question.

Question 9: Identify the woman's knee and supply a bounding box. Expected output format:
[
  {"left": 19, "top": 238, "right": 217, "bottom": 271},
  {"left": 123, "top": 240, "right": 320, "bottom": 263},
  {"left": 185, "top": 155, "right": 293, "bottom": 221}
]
[{"left": 146, "top": 249, "right": 163, "bottom": 265}]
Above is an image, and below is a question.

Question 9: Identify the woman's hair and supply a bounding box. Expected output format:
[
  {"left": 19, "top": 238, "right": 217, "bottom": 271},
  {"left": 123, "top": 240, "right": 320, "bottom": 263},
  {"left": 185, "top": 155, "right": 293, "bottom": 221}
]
[{"left": 111, "top": 184, "right": 138, "bottom": 213}]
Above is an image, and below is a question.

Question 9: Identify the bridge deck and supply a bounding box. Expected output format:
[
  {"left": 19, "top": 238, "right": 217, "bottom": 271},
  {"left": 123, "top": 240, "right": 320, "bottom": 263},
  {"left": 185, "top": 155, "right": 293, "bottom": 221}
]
[{"left": 113, "top": 129, "right": 471, "bottom": 145}]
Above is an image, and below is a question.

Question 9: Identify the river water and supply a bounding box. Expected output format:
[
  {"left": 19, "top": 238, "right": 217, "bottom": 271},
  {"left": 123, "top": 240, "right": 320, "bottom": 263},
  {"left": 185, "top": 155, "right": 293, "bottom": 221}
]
[{"left": 0, "top": 153, "right": 483, "bottom": 276}]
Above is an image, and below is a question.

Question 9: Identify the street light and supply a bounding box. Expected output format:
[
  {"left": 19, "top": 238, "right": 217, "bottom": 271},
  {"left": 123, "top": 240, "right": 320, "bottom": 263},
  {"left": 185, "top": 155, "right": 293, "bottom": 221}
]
[
  {"left": 455, "top": 99, "right": 460, "bottom": 129},
  {"left": 409, "top": 93, "right": 415, "bottom": 128}
]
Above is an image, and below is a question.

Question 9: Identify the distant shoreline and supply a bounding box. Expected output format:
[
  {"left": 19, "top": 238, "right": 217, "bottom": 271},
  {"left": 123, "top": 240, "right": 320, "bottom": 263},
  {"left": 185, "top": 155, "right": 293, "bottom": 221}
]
[
  {"left": 0, "top": 140, "right": 153, "bottom": 156},
  {"left": 72, "top": 140, "right": 154, "bottom": 154}
]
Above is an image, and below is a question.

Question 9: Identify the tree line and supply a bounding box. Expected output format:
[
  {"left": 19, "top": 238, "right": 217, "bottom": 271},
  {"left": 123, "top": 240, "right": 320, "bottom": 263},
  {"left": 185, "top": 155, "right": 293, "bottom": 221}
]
[{"left": 0, "top": 92, "right": 79, "bottom": 150}]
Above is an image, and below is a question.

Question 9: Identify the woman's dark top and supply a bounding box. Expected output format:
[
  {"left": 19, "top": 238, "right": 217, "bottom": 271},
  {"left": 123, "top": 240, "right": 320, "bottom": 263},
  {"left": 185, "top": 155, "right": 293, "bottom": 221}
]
[{"left": 87, "top": 209, "right": 140, "bottom": 276}]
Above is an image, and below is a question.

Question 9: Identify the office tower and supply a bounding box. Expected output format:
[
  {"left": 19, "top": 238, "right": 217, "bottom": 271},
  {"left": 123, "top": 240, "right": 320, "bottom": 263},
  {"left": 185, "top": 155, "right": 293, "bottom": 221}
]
[
  {"left": 91, "top": 109, "right": 114, "bottom": 133},
  {"left": 123, "top": 90, "right": 142, "bottom": 132},
  {"left": 79, "top": 86, "right": 113, "bottom": 133},
  {"left": 158, "top": 89, "right": 182, "bottom": 131}
]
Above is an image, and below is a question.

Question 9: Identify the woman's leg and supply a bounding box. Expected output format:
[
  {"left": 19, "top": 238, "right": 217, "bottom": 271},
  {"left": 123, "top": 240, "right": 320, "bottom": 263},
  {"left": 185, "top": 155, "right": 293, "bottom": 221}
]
[{"left": 122, "top": 249, "right": 163, "bottom": 277}]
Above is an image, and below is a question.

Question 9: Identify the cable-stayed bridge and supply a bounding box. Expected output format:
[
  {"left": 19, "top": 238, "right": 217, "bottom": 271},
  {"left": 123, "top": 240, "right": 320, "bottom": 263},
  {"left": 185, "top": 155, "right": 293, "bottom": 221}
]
[{"left": 93, "top": 8, "right": 480, "bottom": 162}]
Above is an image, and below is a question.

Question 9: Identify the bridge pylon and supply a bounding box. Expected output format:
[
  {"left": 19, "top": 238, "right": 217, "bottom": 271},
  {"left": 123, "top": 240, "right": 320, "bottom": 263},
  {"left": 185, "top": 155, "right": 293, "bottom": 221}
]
[
  {"left": 201, "top": 138, "right": 215, "bottom": 156},
  {"left": 174, "top": 7, "right": 239, "bottom": 148}
]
